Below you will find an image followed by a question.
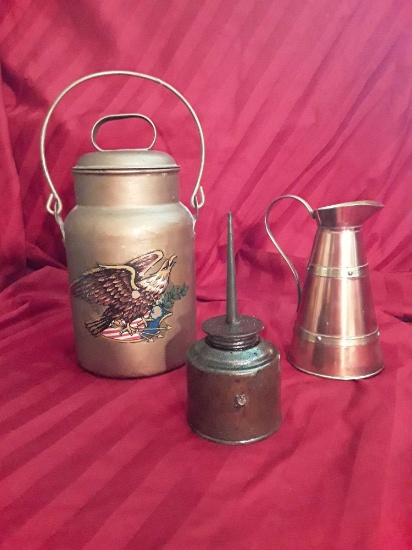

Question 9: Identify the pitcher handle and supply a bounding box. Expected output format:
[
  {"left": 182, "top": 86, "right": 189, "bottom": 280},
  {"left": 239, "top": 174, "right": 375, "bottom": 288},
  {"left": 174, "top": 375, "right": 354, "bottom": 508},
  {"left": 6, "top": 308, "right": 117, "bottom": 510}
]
[
  {"left": 264, "top": 195, "right": 314, "bottom": 310},
  {"left": 40, "top": 70, "right": 206, "bottom": 239}
]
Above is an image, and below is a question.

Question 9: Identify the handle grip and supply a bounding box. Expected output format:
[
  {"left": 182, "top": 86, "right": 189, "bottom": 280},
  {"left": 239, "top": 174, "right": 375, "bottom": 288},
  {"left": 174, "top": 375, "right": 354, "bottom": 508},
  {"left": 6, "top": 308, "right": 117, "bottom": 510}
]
[
  {"left": 40, "top": 70, "right": 206, "bottom": 238},
  {"left": 91, "top": 113, "right": 158, "bottom": 152},
  {"left": 264, "top": 195, "right": 314, "bottom": 310}
]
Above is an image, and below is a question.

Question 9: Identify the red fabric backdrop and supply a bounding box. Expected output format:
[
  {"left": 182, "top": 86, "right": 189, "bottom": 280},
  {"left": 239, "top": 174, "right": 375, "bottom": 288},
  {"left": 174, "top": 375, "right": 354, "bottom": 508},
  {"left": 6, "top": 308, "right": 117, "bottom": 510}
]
[{"left": 1, "top": 0, "right": 412, "bottom": 548}]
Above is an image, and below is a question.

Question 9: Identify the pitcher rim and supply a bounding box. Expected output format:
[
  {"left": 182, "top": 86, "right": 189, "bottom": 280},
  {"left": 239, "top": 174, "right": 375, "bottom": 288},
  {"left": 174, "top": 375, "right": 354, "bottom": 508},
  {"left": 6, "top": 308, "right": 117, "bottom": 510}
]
[{"left": 316, "top": 200, "right": 384, "bottom": 212}]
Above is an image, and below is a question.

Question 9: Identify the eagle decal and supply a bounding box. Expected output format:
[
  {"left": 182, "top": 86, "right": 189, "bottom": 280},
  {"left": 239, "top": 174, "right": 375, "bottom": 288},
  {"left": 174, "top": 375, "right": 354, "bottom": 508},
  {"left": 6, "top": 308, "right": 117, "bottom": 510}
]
[{"left": 71, "top": 250, "right": 188, "bottom": 342}]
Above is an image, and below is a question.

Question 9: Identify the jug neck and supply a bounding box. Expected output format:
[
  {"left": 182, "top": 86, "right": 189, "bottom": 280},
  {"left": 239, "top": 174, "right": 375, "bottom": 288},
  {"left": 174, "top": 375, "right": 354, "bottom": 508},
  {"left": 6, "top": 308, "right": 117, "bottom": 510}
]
[
  {"left": 313, "top": 201, "right": 384, "bottom": 228},
  {"left": 73, "top": 171, "right": 180, "bottom": 208}
]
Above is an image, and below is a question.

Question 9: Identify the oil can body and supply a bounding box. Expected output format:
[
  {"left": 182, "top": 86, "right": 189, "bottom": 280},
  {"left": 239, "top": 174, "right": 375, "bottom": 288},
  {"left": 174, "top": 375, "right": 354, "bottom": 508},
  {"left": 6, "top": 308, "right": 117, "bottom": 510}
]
[{"left": 187, "top": 337, "right": 281, "bottom": 444}]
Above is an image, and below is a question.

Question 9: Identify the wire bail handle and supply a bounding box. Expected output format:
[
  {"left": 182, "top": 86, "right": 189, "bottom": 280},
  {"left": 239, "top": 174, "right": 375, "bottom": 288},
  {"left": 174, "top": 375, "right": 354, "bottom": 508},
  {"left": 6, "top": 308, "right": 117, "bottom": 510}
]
[
  {"left": 264, "top": 195, "right": 315, "bottom": 310},
  {"left": 40, "top": 70, "right": 206, "bottom": 238}
]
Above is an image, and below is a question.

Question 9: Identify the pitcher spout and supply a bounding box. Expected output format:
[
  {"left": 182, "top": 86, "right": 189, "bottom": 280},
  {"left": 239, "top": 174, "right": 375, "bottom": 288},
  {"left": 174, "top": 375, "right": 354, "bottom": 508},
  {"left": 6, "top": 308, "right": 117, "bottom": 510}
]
[{"left": 314, "top": 201, "right": 384, "bottom": 228}]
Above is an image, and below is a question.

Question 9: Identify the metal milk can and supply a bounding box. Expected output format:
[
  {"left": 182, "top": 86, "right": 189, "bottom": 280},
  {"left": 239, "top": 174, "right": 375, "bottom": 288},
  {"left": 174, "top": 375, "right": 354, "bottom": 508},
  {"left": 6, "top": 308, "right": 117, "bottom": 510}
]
[
  {"left": 265, "top": 195, "right": 384, "bottom": 380},
  {"left": 40, "top": 71, "right": 205, "bottom": 378}
]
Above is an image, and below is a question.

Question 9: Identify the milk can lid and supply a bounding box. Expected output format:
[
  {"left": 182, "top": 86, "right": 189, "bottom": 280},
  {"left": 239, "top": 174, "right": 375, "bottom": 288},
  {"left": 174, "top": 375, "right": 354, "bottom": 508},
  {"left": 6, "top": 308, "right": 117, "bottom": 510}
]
[{"left": 73, "top": 149, "right": 179, "bottom": 172}]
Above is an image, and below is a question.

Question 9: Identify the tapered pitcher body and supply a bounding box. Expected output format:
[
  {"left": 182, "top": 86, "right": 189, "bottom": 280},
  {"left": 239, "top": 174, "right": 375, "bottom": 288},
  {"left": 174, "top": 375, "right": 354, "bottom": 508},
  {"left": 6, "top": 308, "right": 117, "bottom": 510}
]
[{"left": 265, "top": 197, "right": 384, "bottom": 380}]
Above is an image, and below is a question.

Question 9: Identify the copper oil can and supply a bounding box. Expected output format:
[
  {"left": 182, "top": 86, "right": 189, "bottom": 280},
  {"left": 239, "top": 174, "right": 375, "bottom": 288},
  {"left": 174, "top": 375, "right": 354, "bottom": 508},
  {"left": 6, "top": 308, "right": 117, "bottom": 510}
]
[{"left": 187, "top": 213, "right": 281, "bottom": 444}]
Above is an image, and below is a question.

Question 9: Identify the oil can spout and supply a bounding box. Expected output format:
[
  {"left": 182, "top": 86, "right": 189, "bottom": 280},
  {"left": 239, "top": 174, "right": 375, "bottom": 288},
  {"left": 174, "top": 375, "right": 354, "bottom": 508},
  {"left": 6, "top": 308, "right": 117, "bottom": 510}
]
[
  {"left": 226, "top": 212, "right": 239, "bottom": 325},
  {"left": 201, "top": 212, "right": 263, "bottom": 351},
  {"left": 314, "top": 201, "right": 384, "bottom": 228}
]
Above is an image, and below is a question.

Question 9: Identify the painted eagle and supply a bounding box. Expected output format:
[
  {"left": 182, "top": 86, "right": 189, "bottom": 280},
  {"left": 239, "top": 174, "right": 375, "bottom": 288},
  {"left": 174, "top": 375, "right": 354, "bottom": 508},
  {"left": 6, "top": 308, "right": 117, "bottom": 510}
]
[{"left": 71, "top": 250, "right": 177, "bottom": 337}]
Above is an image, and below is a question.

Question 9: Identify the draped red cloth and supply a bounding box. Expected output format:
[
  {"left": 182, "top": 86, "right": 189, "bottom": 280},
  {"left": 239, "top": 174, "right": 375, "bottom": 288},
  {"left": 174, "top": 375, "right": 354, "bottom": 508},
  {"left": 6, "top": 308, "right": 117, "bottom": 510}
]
[{"left": 1, "top": 1, "right": 412, "bottom": 548}]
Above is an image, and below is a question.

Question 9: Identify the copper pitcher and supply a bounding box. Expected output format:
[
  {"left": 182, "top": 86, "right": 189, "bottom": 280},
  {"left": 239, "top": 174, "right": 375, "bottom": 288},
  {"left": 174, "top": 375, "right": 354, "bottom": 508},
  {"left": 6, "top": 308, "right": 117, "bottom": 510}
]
[
  {"left": 265, "top": 195, "right": 384, "bottom": 380},
  {"left": 41, "top": 71, "right": 205, "bottom": 378}
]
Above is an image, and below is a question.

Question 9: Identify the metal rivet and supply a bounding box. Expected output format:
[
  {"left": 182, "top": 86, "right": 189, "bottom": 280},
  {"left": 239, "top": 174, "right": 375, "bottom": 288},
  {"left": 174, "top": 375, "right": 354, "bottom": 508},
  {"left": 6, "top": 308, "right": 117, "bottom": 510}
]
[
  {"left": 234, "top": 394, "right": 247, "bottom": 407},
  {"left": 348, "top": 270, "right": 353, "bottom": 276},
  {"left": 316, "top": 335, "right": 322, "bottom": 342}
]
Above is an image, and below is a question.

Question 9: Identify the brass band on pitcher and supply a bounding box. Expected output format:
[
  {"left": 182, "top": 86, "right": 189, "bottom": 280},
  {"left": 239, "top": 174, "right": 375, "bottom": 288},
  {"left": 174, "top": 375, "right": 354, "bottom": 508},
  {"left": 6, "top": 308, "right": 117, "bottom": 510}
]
[
  {"left": 297, "top": 327, "right": 380, "bottom": 347},
  {"left": 306, "top": 263, "right": 369, "bottom": 278}
]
